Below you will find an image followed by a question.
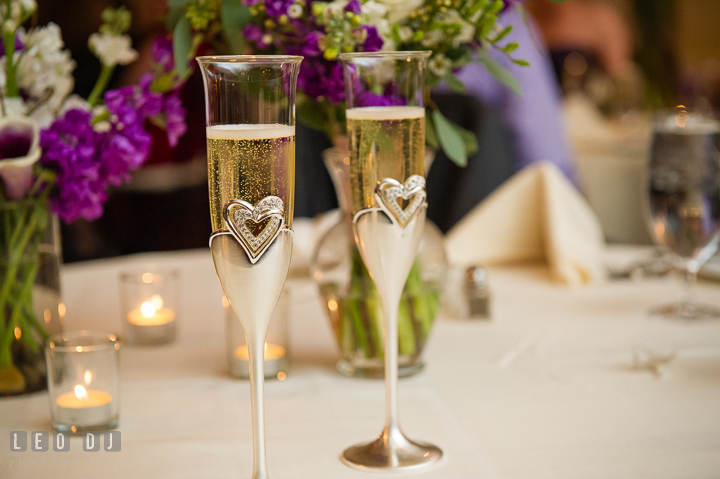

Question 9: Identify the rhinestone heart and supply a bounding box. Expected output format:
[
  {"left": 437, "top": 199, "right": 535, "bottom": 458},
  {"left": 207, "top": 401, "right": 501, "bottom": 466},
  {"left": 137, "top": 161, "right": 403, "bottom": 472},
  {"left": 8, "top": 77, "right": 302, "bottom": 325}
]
[
  {"left": 223, "top": 196, "right": 285, "bottom": 263},
  {"left": 375, "top": 175, "right": 426, "bottom": 228}
]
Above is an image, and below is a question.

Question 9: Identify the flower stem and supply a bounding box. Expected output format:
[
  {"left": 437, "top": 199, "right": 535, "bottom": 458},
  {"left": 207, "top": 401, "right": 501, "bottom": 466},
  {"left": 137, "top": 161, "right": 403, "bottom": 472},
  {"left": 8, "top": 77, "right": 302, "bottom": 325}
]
[
  {"left": 3, "top": 30, "right": 18, "bottom": 98},
  {"left": 87, "top": 65, "right": 115, "bottom": 107}
]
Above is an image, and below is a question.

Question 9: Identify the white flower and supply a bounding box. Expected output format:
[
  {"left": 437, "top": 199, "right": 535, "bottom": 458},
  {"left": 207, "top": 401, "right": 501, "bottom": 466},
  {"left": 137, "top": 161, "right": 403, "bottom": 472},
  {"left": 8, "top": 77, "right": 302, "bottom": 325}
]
[
  {"left": 287, "top": 4, "right": 303, "bottom": 18},
  {"left": 88, "top": 32, "right": 138, "bottom": 67},
  {"left": 59, "top": 95, "right": 91, "bottom": 114},
  {"left": 326, "top": 0, "right": 347, "bottom": 15},
  {"left": 361, "top": 1, "right": 388, "bottom": 26},
  {"left": 440, "top": 10, "right": 476, "bottom": 47},
  {"left": 16, "top": 23, "right": 76, "bottom": 127},
  {"left": 3, "top": 20, "right": 17, "bottom": 34},
  {"left": 421, "top": 29, "right": 443, "bottom": 47},
  {"left": 397, "top": 26, "right": 413, "bottom": 42},
  {"left": 428, "top": 53, "right": 452, "bottom": 77},
  {"left": 375, "top": 0, "right": 422, "bottom": 24}
]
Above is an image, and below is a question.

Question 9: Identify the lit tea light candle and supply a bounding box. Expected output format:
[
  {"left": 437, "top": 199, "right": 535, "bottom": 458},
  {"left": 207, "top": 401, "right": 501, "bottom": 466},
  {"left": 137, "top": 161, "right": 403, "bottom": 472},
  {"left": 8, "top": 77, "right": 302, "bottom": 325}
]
[
  {"left": 127, "top": 295, "right": 176, "bottom": 326},
  {"left": 231, "top": 343, "right": 288, "bottom": 379},
  {"left": 54, "top": 385, "right": 113, "bottom": 428},
  {"left": 125, "top": 295, "right": 177, "bottom": 345}
]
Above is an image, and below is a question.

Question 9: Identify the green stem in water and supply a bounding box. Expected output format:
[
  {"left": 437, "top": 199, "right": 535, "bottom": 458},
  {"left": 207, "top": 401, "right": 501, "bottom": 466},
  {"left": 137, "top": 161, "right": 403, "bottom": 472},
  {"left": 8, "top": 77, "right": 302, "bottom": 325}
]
[{"left": 87, "top": 65, "right": 115, "bottom": 107}]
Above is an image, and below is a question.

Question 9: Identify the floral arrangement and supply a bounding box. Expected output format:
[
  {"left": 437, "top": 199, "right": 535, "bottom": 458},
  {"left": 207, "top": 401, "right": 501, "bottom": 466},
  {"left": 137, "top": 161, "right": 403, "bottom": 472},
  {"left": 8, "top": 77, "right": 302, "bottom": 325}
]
[
  {"left": 168, "top": 0, "right": 536, "bottom": 166},
  {"left": 0, "top": 2, "right": 187, "bottom": 390}
]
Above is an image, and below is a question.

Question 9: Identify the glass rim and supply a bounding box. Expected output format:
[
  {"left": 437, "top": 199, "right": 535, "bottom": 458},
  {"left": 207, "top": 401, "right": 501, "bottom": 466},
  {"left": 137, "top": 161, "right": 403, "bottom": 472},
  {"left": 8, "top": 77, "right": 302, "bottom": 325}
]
[
  {"left": 46, "top": 331, "right": 119, "bottom": 353},
  {"left": 338, "top": 51, "right": 432, "bottom": 60},
  {"left": 118, "top": 267, "right": 180, "bottom": 284},
  {"left": 196, "top": 55, "right": 303, "bottom": 64}
]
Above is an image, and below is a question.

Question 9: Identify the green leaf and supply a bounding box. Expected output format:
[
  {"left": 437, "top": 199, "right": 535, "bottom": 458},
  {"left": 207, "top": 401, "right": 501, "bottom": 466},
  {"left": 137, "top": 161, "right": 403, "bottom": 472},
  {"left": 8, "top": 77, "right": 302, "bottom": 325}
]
[
  {"left": 456, "top": 124, "right": 479, "bottom": 155},
  {"left": 168, "top": 0, "right": 193, "bottom": 7},
  {"left": 503, "top": 42, "right": 519, "bottom": 53},
  {"left": 432, "top": 110, "right": 467, "bottom": 167},
  {"left": 173, "top": 16, "right": 192, "bottom": 76},
  {"left": 512, "top": 59, "right": 530, "bottom": 67},
  {"left": 425, "top": 111, "right": 439, "bottom": 150},
  {"left": 443, "top": 72, "right": 466, "bottom": 94},
  {"left": 493, "top": 25, "right": 512, "bottom": 43},
  {"left": 478, "top": 50, "right": 521, "bottom": 96},
  {"left": 222, "top": 0, "right": 251, "bottom": 53},
  {"left": 166, "top": 7, "right": 184, "bottom": 32}
]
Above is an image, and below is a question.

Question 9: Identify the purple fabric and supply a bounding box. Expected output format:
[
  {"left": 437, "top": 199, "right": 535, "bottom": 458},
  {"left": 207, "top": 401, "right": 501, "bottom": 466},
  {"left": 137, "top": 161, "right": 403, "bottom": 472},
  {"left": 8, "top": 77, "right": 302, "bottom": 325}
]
[{"left": 446, "top": 8, "right": 575, "bottom": 182}]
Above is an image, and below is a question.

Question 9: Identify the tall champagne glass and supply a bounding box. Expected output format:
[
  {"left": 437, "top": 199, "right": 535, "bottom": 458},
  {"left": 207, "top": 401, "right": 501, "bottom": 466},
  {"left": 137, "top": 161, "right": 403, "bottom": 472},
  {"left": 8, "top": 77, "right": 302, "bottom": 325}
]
[
  {"left": 197, "top": 55, "right": 302, "bottom": 479},
  {"left": 338, "top": 51, "right": 442, "bottom": 471},
  {"left": 648, "top": 108, "right": 720, "bottom": 320}
]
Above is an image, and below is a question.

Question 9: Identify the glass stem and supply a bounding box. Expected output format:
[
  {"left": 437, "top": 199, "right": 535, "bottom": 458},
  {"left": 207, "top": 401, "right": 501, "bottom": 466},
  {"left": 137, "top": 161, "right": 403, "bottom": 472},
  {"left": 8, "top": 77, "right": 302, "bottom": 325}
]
[
  {"left": 247, "top": 333, "right": 269, "bottom": 479},
  {"left": 680, "top": 259, "right": 700, "bottom": 312}
]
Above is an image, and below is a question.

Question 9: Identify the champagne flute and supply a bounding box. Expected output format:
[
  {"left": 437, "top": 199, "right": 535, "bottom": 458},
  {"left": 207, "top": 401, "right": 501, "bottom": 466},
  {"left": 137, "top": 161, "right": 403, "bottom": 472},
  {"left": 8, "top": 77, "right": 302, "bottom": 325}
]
[
  {"left": 338, "top": 51, "right": 442, "bottom": 471},
  {"left": 197, "top": 55, "right": 302, "bottom": 479},
  {"left": 648, "top": 108, "right": 720, "bottom": 320}
]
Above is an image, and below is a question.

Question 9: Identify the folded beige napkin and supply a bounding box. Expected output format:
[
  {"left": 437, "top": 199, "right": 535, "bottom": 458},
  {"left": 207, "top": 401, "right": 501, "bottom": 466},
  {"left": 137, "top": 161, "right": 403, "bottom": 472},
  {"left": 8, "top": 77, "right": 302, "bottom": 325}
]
[{"left": 445, "top": 161, "right": 605, "bottom": 286}]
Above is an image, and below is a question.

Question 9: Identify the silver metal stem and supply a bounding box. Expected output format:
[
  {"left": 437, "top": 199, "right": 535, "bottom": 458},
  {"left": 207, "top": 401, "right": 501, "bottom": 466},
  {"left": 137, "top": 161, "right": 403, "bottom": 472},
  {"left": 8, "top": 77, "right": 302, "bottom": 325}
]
[
  {"left": 248, "top": 332, "right": 268, "bottom": 479},
  {"left": 341, "top": 203, "right": 442, "bottom": 471},
  {"left": 211, "top": 230, "right": 293, "bottom": 479}
]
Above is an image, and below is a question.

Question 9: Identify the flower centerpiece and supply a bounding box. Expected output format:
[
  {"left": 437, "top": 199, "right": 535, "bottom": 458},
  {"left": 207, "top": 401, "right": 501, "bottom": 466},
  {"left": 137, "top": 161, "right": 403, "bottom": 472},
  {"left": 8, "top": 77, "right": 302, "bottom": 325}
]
[
  {"left": 165, "top": 0, "right": 562, "bottom": 376},
  {"left": 163, "top": 0, "right": 535, "bottom": 376},
  {"left": 0, "top": 3, "right": 188, "bottom": 394}
]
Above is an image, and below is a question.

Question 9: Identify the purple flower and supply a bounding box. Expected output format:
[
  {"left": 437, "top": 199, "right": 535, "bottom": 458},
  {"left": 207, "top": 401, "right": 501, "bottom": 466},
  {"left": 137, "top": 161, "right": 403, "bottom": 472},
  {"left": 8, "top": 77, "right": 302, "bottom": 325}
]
[
  {"left": 345, "top": 0, "right": 361, "bottom": 15},
  {"left": 105, "top": 73, "right": 163, "bottom": 119},
  {"left": 151, "top": 37, "right": 174, "bottom": 74},
  {"left": 302, "top": 32, "right": 322, "bottom": 57},
  {"left": 0, "top": 33, "right": 25, "bottom": 57},
  {"left": 264, "top": 0, "right": 293, "bottom": 17},
  {"left": 0, "top": 118, "right": 40, "bottom": 199},
  {"left": 162, "top": 91, "right": 187, "bottom": 148},
  {"left": 40, "top": 109, "right": 107, "bottom": 222},
  {"left": 362, "top": 26, "right": 383, "bottom": 52},
  {"left": 356, "top": 92, "right": 407, "bottom": 107},
  {"left": 243, "top": 24, "right": 263, "bottom": 42}
]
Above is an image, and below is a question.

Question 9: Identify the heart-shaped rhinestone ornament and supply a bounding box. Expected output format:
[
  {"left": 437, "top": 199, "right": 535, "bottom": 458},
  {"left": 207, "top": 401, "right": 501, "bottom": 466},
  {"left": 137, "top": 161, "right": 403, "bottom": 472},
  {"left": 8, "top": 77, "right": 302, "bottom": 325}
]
[
  {"left": 223, "top": 196, "right": 285, "bottom": 264},
  {"left": 375, "top": 175, "right": 426, "bottom": 228}
]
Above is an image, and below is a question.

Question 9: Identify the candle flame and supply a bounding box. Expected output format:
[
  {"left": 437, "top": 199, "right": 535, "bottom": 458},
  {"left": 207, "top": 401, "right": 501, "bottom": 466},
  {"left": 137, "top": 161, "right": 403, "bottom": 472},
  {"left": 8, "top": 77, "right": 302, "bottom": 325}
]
[
  {"left": 84, "top": 370, "right": 92, "bottom": 385},
  {"left": 74, "top": 385, "right": 89, "bottom": 401},
  {"left": 141, "top": 301, "right": 156, "bottom": 318},
  {"left": 150, "top": 294, "right": 164, "bottom": 310}
]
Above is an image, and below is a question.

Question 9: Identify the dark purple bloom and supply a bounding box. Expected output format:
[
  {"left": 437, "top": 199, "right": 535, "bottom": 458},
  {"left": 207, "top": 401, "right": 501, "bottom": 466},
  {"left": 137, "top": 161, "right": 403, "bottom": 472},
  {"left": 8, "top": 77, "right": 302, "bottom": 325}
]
[
  {"left": 162, "top": 91, "right": 187, "bottom": 148},
  {"left": 297, "top": 59, "right": 345, "bottom": 104},
  {"left": 345, "top": 0, "right": 361, "bottom": 15},
  {"left": 243, "top": 24, "right": 263, "bottom": 42},
  {"left": 264, "top": 0, "right": 292, "bottom": 17},
  {"left": 362, "top": 26, "right": 383, "bottom": 52},
  {"left": 302, "top": 32, "right": 322, "bottom": 57},
  {"left": 151, "top": 37, "right": 174, "bottom": 73},
  {"left": 356, "top": 92, "right": 407, "bottom": 107},
  {"left": 0, "top": 120, "right": 38, "bottom": 199},
  {"left": 40, "top": 109, "right": 107, "bottom": 222}
]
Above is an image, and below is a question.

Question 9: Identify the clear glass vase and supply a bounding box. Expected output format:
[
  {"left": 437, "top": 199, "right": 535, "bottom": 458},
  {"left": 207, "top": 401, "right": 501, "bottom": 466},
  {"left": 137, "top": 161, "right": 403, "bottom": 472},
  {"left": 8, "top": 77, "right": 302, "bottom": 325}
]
[
  {"left": 0, "top": 201, "right": 63, "bottom": 395},
  {"left": 311, "top": 148, "right": 446, "bottom": 378}
]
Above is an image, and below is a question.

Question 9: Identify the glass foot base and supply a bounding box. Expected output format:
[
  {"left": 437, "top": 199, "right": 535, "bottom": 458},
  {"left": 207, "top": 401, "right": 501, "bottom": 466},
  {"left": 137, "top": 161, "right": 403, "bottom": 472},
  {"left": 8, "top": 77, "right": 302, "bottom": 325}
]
[
  {"left": 336, "top": 359, "right": 424, "bottom": 378},
  {"left": 341, "top": 427, "right": 442, "bottom": 472},
  {"left": 650, "top": 302, "right": 720, "bottom": 321}
]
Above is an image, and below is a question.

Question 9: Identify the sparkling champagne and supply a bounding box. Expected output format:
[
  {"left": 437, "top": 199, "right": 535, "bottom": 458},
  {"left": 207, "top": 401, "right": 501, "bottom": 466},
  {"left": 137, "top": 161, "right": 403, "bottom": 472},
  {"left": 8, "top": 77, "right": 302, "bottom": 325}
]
[
  {"left": 206, "top": 124, "right": 295, "bottom": 233},
  {"left": 346, "top": 106, "right": 425, "bottom": 214}
]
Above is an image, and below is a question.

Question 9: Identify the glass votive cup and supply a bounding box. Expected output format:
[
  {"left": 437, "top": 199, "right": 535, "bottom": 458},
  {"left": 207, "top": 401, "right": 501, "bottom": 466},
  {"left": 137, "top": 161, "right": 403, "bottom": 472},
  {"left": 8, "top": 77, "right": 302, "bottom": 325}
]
[
  {"left": 119, "top": 268, "right": 179, "bottom": 345},
  {"left": 225, "top": 289, "right": 290, "bottom": 380},
  {"left": 45, "top": 331, "right": 120, "bottom": 433}
]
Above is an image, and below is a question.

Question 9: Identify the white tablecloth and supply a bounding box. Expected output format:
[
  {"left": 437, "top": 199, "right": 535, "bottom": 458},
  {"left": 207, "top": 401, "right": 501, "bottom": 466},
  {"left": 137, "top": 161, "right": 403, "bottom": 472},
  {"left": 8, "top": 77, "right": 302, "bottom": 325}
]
[{"left": 2, "top": 249, "right": 720, "bottom": 479}]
